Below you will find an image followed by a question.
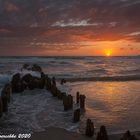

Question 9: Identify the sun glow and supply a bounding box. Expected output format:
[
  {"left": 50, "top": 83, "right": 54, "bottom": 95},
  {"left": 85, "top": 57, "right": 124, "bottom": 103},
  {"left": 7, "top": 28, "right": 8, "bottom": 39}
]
[{"left": 105, "top": 50, "right": 112, "bottom": 57}]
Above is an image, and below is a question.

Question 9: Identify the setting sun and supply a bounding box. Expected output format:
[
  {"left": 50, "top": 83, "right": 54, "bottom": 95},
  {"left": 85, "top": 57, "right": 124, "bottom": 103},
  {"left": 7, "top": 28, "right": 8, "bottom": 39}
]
[{"left": 105, "top": 50, "right": 112, "bottom": 57}]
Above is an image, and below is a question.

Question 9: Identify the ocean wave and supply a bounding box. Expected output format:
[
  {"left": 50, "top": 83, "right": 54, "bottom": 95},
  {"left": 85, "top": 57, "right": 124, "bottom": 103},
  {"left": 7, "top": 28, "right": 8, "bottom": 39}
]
[
  {"left": 0, "top": 74, "right": 11, "bottom": 84},
  {"left": 61, "top": 75, "right": 140, "bottom": 82},
  {"left": 0, "top": 70, "right": 41, "bottom": 88}
]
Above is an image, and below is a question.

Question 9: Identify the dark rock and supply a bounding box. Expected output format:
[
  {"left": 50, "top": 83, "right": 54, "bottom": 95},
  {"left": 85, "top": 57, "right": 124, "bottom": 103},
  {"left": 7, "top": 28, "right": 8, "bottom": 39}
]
[
  {"left": 22, "top": 74, "right": 45, "bottom": 90},
  {"left": 96, "top": 125, "right": 109, "bottom": 140},
  {"left": 21, "top": 74, "right": 33, "bottom": 83},
  {"left": 11, "top": 73, "right": 23, "bottom": 93},
  {"left": 85, "top": 119, "right": 94, "bottom": 137},
  {"left": 28, "top": 77, "right": 40, "bottom": 90},
  {"left": 61, "top": 79, "right": 66, "bottom": 85},
  {"left": 73, "top": 108, "right": 80, "bottom": 122},
  {"left": 32, "top": 64, "right": 42, "bottom": 73},
  {"left": 22, "top": 64, "right": 30, "bottom": 70},
  {"left": 11, "top": 73, "right": 21, "bottom": 83}
]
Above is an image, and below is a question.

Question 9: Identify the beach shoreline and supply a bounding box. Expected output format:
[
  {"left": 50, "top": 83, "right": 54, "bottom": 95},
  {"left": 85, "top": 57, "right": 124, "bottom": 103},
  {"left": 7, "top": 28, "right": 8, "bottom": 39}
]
[{"left": 30, "top": 127, "right": 140, "bottom": 140}]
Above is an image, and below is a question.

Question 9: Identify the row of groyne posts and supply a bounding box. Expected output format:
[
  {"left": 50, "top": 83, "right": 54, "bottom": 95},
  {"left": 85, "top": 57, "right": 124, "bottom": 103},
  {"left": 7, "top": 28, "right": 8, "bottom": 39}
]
[{"left": 0, "top": 64, "right": 138, "bottom": 140}]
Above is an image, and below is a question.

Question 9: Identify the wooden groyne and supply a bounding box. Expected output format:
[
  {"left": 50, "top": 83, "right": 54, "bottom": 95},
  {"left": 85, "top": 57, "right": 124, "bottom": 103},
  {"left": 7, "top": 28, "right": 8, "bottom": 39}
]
[{"left": 0, "top": 64, "right": 138, "bottom": 140}]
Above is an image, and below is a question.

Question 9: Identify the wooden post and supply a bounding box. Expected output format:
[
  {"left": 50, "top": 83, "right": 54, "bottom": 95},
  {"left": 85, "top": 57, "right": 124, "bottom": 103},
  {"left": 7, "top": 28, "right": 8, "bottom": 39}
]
[
  {"left": 85, "top": 119, "right": 94, "bottom": 137},
  {"left": 73, "top": 109, "right": 80, "bottom": 122},
  {"left": 2, "top": 84, "right": 12, "bottom": 103},
  {"left": 80, "top": 95, "right": 86, "bottom": 109},
  {"left": 1, "top": 95, "right": 8, "bottom": 113},
  {"left": 68, "top": 95, "right": 73, "bottom": 109},
  {"left": 63, "top": 95, "right": 73, "bottom": 111},
  {"left": 96, "top": 125, "right": 109, "bottom": 140},
  {"left": 52, "top": 77, "right": 56, "bottom": 86},
  {"left": 63, "top": 95, "right": 69, "bottom": 111},
  {"left": 76, "top": 92, "right": 80, "bottom": 104},
  {"left": 0, "top": 97, "right": 3, "bottom": 118}
]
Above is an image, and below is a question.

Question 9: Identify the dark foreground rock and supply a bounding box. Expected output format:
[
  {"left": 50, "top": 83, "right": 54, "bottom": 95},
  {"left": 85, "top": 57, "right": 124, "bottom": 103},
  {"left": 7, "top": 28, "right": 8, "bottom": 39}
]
[{"left": 22, "top": 64, "right": 42, "bottom": 73}]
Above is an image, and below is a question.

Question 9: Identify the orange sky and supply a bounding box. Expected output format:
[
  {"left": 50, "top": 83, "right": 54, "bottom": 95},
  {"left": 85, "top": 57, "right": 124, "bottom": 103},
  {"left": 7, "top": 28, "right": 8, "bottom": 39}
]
[
  {"left": 35, "top": 40, "right": 140, "bottom": 56},
  {"left": 0, "top": 0, "right": 140, "bottom": 56}
]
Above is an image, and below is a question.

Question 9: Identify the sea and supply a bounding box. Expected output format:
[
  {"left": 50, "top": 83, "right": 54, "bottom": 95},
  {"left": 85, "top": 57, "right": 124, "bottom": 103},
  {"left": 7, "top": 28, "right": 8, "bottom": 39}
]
[{"left": 0, "top": 56, "right": 140, "bottom": 135}]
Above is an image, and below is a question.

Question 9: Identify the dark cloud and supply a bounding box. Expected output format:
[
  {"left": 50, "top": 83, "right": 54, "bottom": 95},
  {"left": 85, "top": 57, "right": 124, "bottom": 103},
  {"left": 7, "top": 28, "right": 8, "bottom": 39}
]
[
  {"left": 0, "top": 0, "right": 140, "bottom": 55},
  {"left": 0, "top": 0, "right": 140, "bottom": 27}
]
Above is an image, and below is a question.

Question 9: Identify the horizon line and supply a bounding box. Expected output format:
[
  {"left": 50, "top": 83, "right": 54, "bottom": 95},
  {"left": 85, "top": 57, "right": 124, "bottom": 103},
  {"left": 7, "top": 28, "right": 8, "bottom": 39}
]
[{"left": 0, "top": 55, "right": 140, "bottom": 57}]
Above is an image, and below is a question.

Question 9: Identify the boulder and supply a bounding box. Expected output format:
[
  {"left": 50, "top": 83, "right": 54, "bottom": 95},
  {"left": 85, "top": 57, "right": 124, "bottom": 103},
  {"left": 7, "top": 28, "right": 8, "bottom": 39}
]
[
  {"left": 21, "top": 74, "right": 33, "bottom": 83},
  {"left": 11, "top": 73, "right": 21, "bottom": 83},
  {"left": 32, "top": 64, "right": 42, "bottom": 73},
  {"left": 11, "top": 73, "right": 25, "bottom": 93},
  {"left": 61, "top": 79, "right": 66, "bottom": 85},
  {"left": 22, "top": 64, "right": 30, "bottom": 70}
]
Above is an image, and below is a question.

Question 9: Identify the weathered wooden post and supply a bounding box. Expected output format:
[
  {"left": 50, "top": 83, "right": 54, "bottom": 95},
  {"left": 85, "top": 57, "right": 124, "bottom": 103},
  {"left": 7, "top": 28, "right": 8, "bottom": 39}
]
[
  {"left": 57, "top": 90, "right": 66, "bottom": 100},
  {"left": 68, "top": 95, "right": 73, "bottom": 109},
  {"left": 39, "top": 72, "right": 46, "bottom": 89},
  {"left": 85, "top": 119, "right": 94, "bottom": 137},
  {"left": 76, "top": 92, "right": 80, "bottom": 104},
  {"left": 2, "top": 84, "right": 12, "bottom": 103},
  {"left": 96, "top": 125, "right": 109, "bottom": 140},
  {"left": 52, "top": 77, "right": 56, "bottom": 86},
  {"left": 45, "top": 76, "right": 52, "bottom": 91},
  {"left": 73, "top": 108, "right": 80, "bottom": 122},
  {"left": 63, "top": 95, "right": 73, "bottom": 111},
  {"left": 80, "top": 95, "right": 86, "bottom": 109},
  {"left": 0, "top": 97, "right": 3, "bottom": 118},
  {"left": 1, "top": 94, "right": 8, "bottom": 113},
  {"left": 120, "top": 130, "right": 138, "bottom": 140},
  {"left": 51, "top": 84, "right": 58, "bottom": 97},
  {"left": 63, "top": 95, "right": 68, "bottom": 111}
]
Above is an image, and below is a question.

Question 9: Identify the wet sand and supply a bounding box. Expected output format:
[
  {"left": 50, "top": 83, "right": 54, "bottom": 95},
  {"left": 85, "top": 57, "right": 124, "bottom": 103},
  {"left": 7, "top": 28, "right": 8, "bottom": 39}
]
[{"left": 30, "top": 127, "right": 140, "bottom": 140}]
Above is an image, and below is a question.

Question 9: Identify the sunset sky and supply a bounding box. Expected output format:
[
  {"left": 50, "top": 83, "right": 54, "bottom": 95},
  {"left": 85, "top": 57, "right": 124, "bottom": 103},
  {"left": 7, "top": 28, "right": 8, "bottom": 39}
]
[{"left": 0, "top": 0, "right": 140, "bottom": 56}]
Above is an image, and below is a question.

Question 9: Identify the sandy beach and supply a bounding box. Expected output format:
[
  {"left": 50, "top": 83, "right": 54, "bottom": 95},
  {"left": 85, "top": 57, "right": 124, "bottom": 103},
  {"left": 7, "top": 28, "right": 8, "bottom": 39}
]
[{"left": 30, "top": 127, "right": 140, "bottom": 140}]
